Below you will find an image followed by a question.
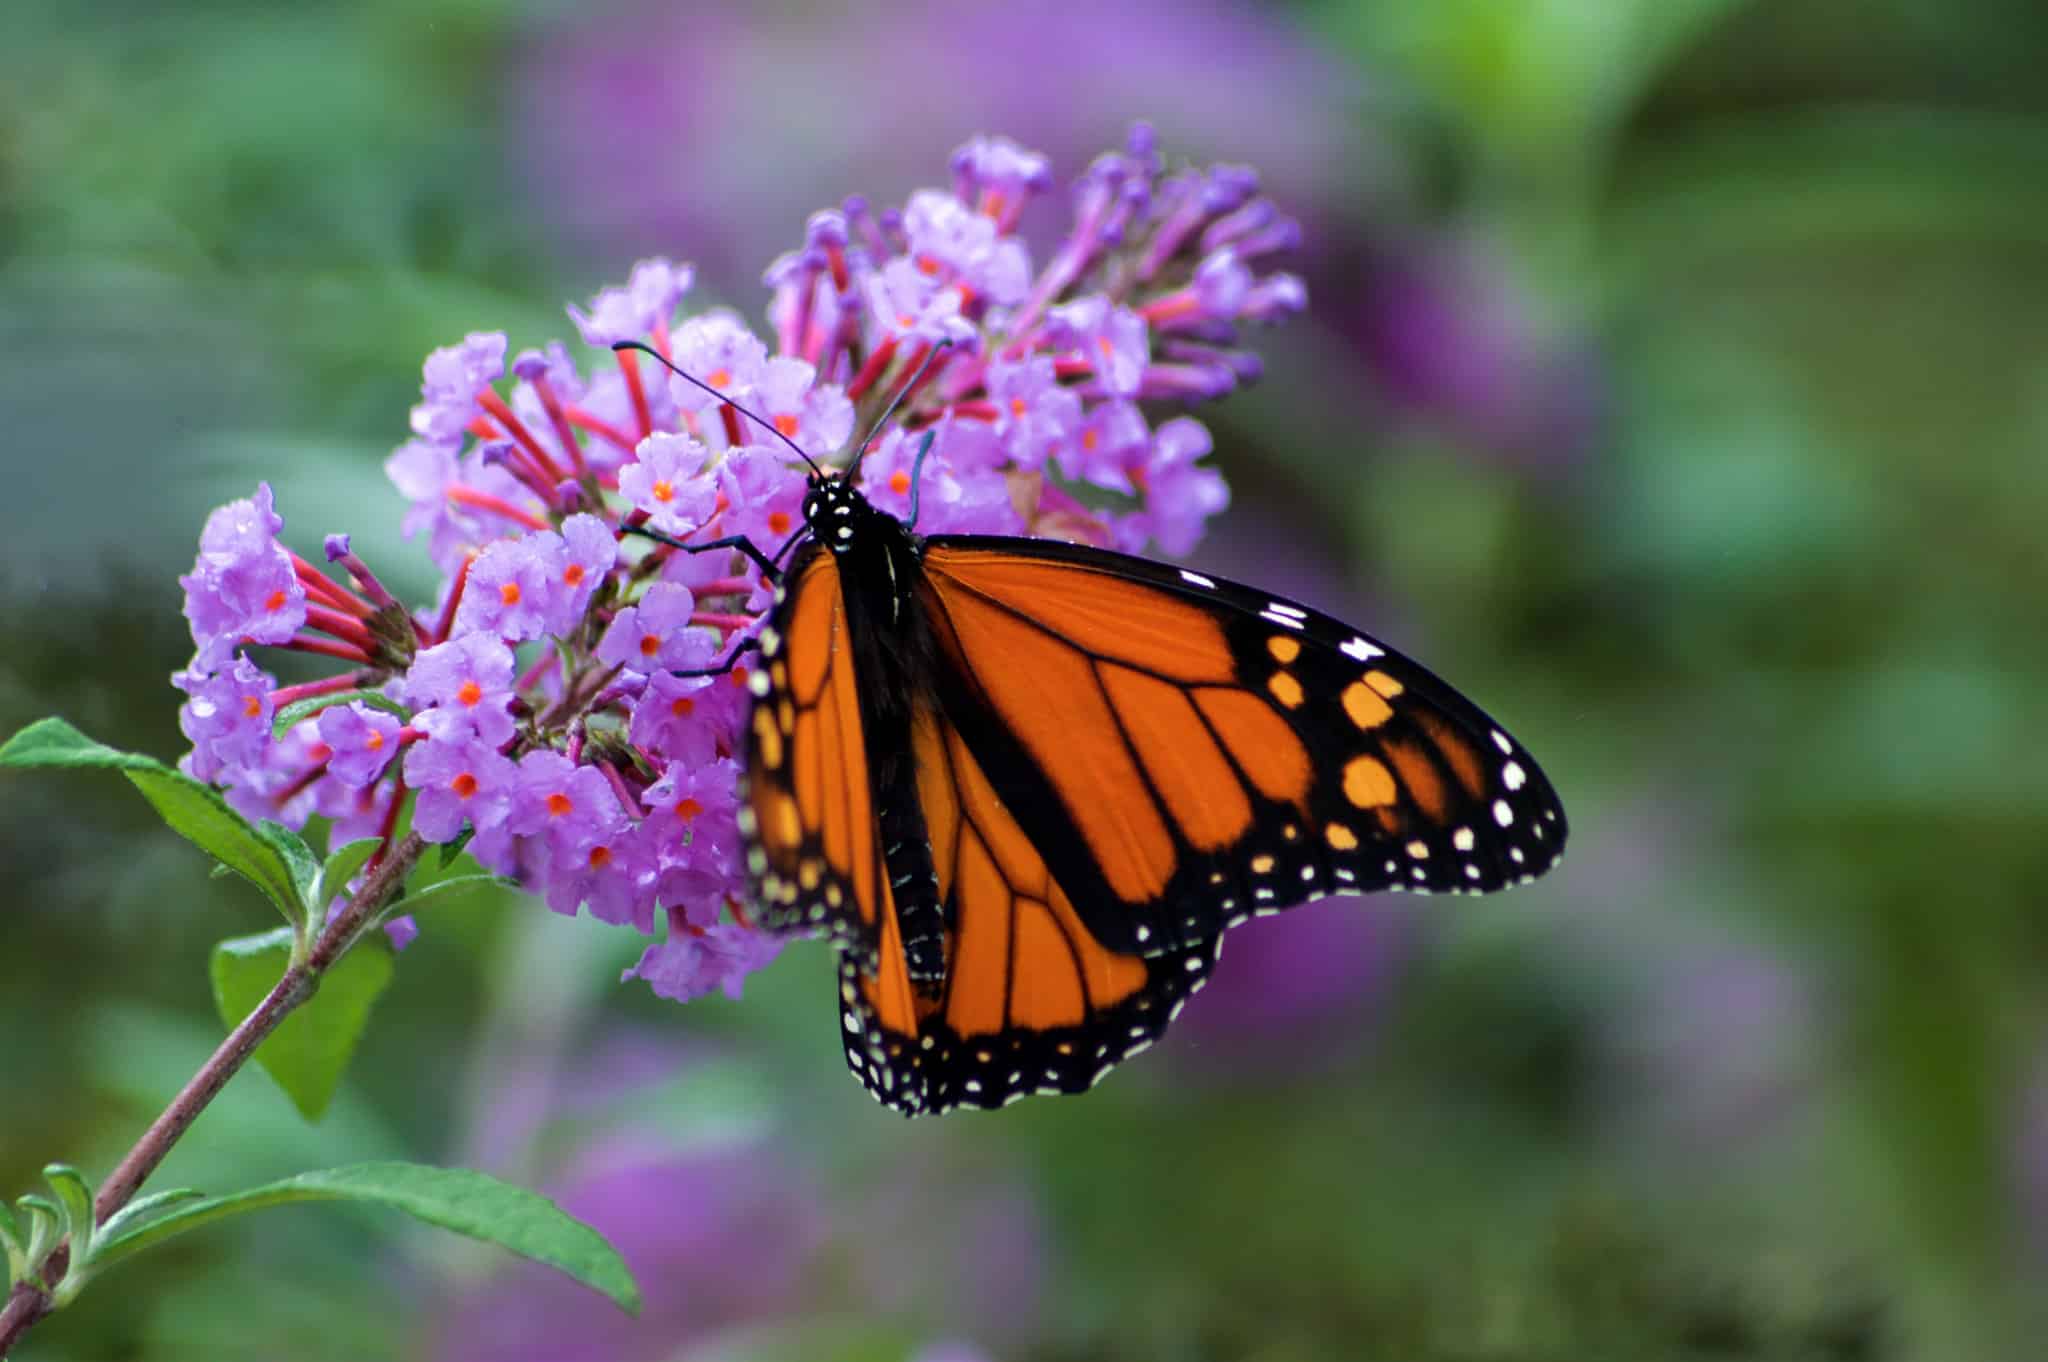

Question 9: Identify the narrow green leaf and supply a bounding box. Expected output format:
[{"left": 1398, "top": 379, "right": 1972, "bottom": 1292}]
[
  {"left": 0, "top": 718, "right": 304, "bottom": 927},
  {"left": 316, "top": 838, "right": 383, "bottom": 907},
  {"left": 97, "top": 1188, "right": 207, "bottom": 1243},
  {"left": 93, "top": 1163, "right": 639, "bottom": 1313},
  {"left": 392, "top": 872, "right": 511, "bottom": 917},
  {"left": 41, "top": 1165, "right": 94, "bottom": 1268},
  {"left": 257, "top": 820, "right": 323, "bottom": 907},
  {"left": 272, "top": 690, "right": 408, "bottom": 741},
  {"left": 1, "top": 1199, "right": 27, "bottom": 1284},
  {"left": 17, "top": 1196, "right": 61, "bottom": 1271},
  {"left": 210, "top": 930, "right": 394, "bottom": 1121},
  {"left": 437, "top": 826, "right": 475, "bottom": 869}
]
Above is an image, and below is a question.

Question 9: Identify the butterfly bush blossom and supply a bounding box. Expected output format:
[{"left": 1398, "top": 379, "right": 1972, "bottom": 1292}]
[{"left": 173, "top": 127, "right": 1305, "bottom": 1003}]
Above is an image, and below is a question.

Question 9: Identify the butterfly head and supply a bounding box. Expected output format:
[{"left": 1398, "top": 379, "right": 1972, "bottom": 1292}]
[{"left": 802, "top": 472, "right": 873, "bottom": 555}]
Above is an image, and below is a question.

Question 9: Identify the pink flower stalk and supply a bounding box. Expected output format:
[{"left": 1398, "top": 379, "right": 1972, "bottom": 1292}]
[{"left": 172, "top": 126, "right": 1305, "bottom": 1004}]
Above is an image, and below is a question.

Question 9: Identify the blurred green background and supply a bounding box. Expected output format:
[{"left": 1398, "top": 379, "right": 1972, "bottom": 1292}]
[{"left": 5, "top": 1, "right": 2047, "bottom": 1358}]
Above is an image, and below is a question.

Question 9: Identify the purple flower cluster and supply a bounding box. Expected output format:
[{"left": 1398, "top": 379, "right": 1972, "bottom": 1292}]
[{"left": 172, "top": 127, "right": 1304, "bottom": 1001}]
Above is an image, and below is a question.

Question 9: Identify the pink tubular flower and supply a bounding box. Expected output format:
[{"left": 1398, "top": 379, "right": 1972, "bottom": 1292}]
[
  {"left": 174, "top": 657, "right": 280, "bottom": 784},
  {"left": 405, "top": 734, "right": 519, "bottom": 844},
  {"left": 316, "top": 701, "right": 403, "bottom": 788},
  {"left": 406, "top": 634, "right": 517, "bottom": 746},
  {"left": 595, "top": 582, "right": 714, "bottom": 676},
  {"left": 568, "top": 257, "right": 694, "bottom": 347},
  {"left": 166, "top": 124, "right": 1304, "bottom": 996},
  {"left": 625, "top": 921, "right": 784, "bottom": 1004},
  {"left": 456, "top": 534, "right": 558, "bottom": 642},
  {"left": 179, "top": 483, "right": 308, "bottom": 670},
  {"left": 616, "top": 433, "right": 718, "bottom": 536}
]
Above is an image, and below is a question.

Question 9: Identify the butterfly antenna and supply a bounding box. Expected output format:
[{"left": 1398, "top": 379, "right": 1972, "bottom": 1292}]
[
  {"left": 610, "top": 340, "right": 824, "bottom": 477},
  {"left": 843, "top": 338, "right": 954, "bottom": 483}
]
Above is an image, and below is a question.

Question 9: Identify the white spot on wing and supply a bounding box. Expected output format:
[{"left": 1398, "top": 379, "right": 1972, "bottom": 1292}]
[
  {"left": 1503, "top": 761, "right": 1526, "bottom": 791},
  {"left": 1341, "top": 637, "right": 1384, "bottom": 662},
  {"left": 1180, "top": 569, "right": 1216, "bottom": 588}
]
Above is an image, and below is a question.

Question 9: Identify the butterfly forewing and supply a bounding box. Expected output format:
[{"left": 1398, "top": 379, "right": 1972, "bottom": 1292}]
[
  {"left": 914, "top": 538, "right": 1566, "bottom": 956},
  {"left": 740, "top": 549, "right": 888, "bottom": 961}
]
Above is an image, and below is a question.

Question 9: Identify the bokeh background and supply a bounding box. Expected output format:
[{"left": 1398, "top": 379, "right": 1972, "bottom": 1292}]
[{"left": 5, "top": 0, "right": 2048, "bottom": 1358}]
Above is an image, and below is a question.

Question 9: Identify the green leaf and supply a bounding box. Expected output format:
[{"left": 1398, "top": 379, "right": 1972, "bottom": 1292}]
[
  {"left": 0, "top": 717, "right": 304, "bottom": 928},
  {"left": 272, "top": 689, "right": 408, "bottom": 740},
  {"left": 392, "top": 872, "right": 510, "bottom": 918},
  {"left": 97, "top": 1188, "right": 207, "bottom": 1243},
  {"left": 1, "top": 1198, "right": 27, "bottom": 1284},
  {"left": 41, "top": 1166, "right": 94, "bottom": 1269},
  {"left": 436, "top": 825, "right": 475, "bottom": 869},
  {"left": 210, "top": 929, "right": 394, "bottom": 1121},
  {"left": 92, "top": 1163, "right": 638, "bottom": 1314},
  {"left": 257, "top": 820, "right": 323, "bottom": 906},
  {"left": 316, "top": 838, "right": 383, "bottom": 907},
  {"left": 16, "top": 1196, "right": 62, "bottom": 1273}
]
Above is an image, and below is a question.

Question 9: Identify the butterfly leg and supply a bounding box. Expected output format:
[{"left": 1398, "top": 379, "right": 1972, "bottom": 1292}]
[
  {"left": 668, "top": 636, "right": 760, "bottom": 678},
  {"left": 624, "top": 526, "right": 786, "bottom": 583}
]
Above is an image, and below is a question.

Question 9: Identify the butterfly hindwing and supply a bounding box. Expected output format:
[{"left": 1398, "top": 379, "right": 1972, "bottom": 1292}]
[
  {"left": 912, "top": 537, "right": 1567, "bottom": 957},
  {"left": 836, "top": 702, "right": 1223, "bottom": 1115}
]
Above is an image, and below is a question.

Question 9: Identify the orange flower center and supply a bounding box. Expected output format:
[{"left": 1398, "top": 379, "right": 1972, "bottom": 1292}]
[
  {"left": 670, "top": 695, "right": 696, "bottom": 718},
  {"left": 365, "top": 730, "right": 384, "bottom": 751},
  {"left": 651, "top": 478, "right": 675, "bottom": 504},
  {"left": 729, "top": 665, "right": 750, "bottom": 690},
  {"left": 1010, "top": 397, "right": 1027, "bottom": 417},
  {"left": 889, "top": 470, "right": 911, "bottom": 496},
  {"left": 915, "top": 254, "right": 941, "bottom": 276},
  {"left": 774, "top": 413, "right": 800, "bottom": 438},
  {"left": 241, "top": 694, "right": 263, "bottom": 719},
  {"left": 457, "top": 680, "right": 483, "bottom": 707},
  {"left": 499, "top": 582, "right": 521, "bottom": 606},
  {"left": 767, "top": 511, "right": 792, "bottom": 535},
  {"left": 707, "top": 367, "right": 731, "bottom": 389},
  {"left": 265, "top": 588, "right": 289, "bottom": 613},
  {"left": 639, "top": 634, "right": 661, "bottom": 658},
  {"left": 563, "top": 563, "right": 585, "bottom": 587},
  {"left": 587, "top": 844, "right": 612, "bottom": 869},
  {"left": 451, "top": 772, "right": 478, "bottom": 798},
  {"left": 546, "top": 792, "right": 573, "bottom": 817},
  {"left": 676, "top": 797, "right": 703, "bottom": 821}
]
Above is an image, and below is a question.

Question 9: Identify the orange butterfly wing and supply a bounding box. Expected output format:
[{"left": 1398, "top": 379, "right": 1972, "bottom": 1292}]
[
  {"left": 745, "top": 526, "right": 1565, "bottom": 1116},
  {"left": 912, "top": 539, "right": 1566, "bottom": 956},
  {"left": 836, "top": 701, "right": 1221, "bottom": 1114},
  {"left": 740, "top": 551, "right": 889, "bottom": 955}
]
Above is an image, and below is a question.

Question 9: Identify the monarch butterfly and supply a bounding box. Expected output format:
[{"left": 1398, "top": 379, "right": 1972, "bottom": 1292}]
[{"left": 620, "top": 344, "right": 1566, "bottom": 1116}]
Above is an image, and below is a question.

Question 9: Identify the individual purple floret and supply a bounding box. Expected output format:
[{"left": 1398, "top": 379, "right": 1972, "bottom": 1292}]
[
  {"left": 315, "top": 701, "right": 404, "bottom": 787},
  {"left": 179, "top": 483, "right": 307, "bottom": 670}
]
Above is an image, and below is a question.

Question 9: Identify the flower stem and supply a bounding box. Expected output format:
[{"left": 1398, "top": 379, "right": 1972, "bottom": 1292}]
[{"left": 0, "top": 832, "right": 428, "bottom": 1357}]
